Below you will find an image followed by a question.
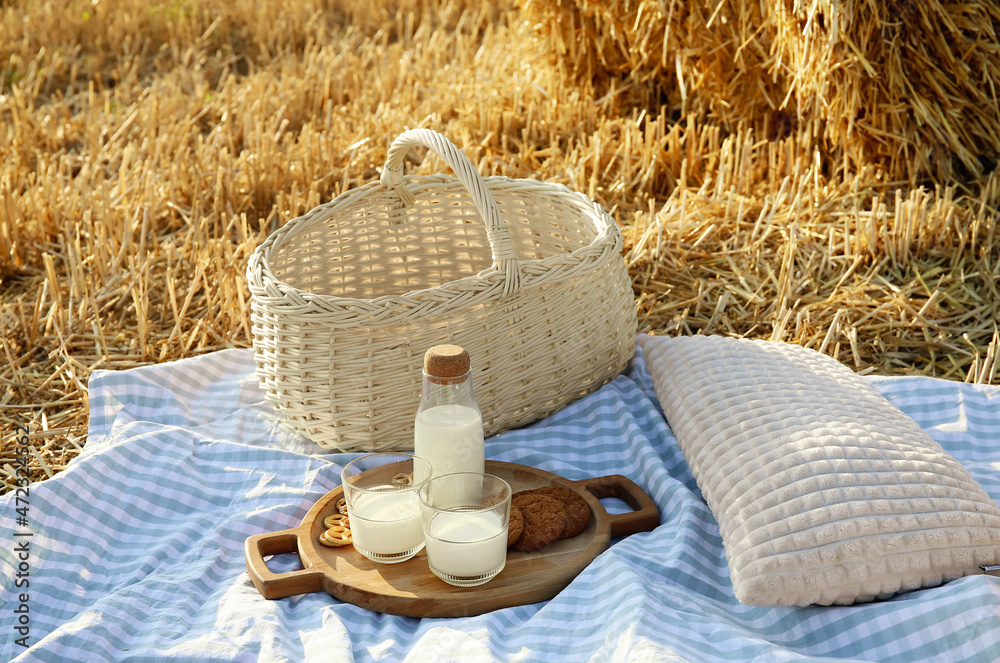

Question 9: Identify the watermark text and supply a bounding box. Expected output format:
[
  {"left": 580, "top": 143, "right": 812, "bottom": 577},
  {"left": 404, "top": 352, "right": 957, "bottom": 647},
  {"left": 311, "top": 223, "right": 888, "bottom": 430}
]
[{"left": 11, "top": 424, "right": 31, "bottom": 649}]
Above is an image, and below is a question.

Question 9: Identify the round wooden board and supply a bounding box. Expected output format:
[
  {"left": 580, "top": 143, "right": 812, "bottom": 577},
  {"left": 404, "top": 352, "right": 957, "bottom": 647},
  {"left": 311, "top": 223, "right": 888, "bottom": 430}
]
[{"left": 245, "top": 460, "right": 660, "bottom": 618}]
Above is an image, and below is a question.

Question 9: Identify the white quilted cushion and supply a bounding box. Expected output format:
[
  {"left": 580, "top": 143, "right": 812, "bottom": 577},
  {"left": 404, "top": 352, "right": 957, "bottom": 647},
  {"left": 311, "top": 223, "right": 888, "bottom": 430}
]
[{"left": 638, "top": 334, "right": 1000, "bottom": 606}]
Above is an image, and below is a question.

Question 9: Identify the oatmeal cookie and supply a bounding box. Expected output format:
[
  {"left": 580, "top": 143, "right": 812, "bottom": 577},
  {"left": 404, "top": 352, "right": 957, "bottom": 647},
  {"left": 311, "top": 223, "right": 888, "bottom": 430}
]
[
  {"left": 529, "top": 486, "right": 590, "bottom": 539},
  {"left": 510, "top": 494, "right": 566, "bottom": 552}
]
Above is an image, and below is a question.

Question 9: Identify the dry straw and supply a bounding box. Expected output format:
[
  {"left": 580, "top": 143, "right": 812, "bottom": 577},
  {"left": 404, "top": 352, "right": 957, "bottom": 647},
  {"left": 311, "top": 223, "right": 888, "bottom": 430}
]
[{"left": 2, "top": 0, "right": 999, "bottom": 491}]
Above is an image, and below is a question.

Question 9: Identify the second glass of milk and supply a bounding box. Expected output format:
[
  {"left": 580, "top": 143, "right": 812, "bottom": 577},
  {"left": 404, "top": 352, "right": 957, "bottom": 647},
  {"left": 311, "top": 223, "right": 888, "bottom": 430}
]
[{"left": 418, "top": 472, "right": 512, "bottom": 587}]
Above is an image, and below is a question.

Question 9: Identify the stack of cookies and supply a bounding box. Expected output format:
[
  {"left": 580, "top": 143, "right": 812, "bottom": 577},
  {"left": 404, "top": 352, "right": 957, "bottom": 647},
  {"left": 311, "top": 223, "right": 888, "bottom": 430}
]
[{"left": 507, "top": 486, "right": 591, "bottom": 552}]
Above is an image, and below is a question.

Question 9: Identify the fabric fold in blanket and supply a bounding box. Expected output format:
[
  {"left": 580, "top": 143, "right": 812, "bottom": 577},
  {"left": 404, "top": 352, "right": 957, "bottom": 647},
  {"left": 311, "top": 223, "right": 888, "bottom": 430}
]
[{"left": 1, "top": 339, "right": 999, "bottom": 662}]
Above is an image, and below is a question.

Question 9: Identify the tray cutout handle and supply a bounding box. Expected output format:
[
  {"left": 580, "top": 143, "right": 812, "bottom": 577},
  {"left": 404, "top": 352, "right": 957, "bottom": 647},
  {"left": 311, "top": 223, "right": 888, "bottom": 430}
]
[
  {"left": 245, "top": 529, "right": 324, "bottom": 600},
  {"left": 581, "top": 475, "right": 660, "bottom": 539}
]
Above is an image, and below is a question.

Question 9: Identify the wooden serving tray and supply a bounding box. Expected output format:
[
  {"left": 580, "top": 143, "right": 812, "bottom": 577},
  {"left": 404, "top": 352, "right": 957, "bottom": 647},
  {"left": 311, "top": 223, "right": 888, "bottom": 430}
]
[{"left": 244, "top": 460, "right": 660, "bottom": 618}]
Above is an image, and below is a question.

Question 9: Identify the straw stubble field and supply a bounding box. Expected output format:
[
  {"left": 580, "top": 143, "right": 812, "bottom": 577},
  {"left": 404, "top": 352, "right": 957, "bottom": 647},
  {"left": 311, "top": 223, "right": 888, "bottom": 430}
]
[{"left": 2, "top": 0, "right": 999, "bottom": 492}]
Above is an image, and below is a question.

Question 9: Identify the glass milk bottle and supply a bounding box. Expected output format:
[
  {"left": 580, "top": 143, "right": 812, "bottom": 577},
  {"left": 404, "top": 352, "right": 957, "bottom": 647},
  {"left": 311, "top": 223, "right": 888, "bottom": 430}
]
[{"left": 413, "top": 345, "right": 485, "bottom": 491}]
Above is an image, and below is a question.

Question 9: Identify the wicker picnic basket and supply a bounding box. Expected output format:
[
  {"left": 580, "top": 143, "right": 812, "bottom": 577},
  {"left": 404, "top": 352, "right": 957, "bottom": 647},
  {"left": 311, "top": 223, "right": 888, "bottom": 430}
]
[{"left": 246, "top": 129, "right": 636, "bottom": 452}]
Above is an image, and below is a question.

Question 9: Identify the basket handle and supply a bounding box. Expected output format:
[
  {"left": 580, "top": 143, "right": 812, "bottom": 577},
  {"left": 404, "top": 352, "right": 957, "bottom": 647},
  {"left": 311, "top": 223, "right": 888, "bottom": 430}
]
[{"left": 380, "top": 128, "right": 521, "bottom": 298}]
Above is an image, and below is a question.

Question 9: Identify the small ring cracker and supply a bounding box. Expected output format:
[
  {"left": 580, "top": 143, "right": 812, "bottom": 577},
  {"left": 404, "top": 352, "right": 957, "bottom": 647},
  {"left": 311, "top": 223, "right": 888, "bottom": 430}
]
[
  {"left": 319, "top": 526, "right": 353, "bottom": 547},
  {"left": 324, "top": 513, "right": 350, "bottom": 529}
]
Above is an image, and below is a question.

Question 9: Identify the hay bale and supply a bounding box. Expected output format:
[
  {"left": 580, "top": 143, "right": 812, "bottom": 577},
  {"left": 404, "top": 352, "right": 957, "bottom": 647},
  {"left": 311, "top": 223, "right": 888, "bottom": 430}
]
[
  {"left": 774, "top": 0, "right": 1000, "bottom": 184},
  {"left": 521, "top": 0, "right": 1000, "bottom": 185},
  {"left": 519, "top": 0, "right": 790, "bottom": 137}
]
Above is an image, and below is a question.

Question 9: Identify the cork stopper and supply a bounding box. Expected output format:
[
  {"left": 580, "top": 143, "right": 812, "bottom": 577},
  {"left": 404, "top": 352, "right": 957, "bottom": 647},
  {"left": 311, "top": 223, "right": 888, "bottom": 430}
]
[{"left": 423, "top": 345, "right": 470, "bottom": 385}]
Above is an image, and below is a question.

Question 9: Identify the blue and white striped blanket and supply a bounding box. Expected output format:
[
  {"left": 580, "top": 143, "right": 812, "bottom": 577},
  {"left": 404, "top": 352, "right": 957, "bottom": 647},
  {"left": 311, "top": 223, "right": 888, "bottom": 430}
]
[{"left": 2, "top": 340, "right": 1000, "bottom": 661}]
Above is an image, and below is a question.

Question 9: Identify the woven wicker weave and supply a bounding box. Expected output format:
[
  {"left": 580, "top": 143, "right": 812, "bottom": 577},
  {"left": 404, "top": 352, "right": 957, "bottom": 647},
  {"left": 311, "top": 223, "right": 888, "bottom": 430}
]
[{"left": 246, "top": 129, "right": 636, "bottom": 452}]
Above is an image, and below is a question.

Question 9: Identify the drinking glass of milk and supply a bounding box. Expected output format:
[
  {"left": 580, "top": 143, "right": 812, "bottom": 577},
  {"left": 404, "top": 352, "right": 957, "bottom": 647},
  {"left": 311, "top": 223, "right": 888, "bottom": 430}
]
[
  {"left": 413, "top": 345, "right": 485, "bottom": 501},
  {"left": 341, "top": 453, "right": 433, "bottom": 564},
  {"left": 418, "top": 472, "right": 511, "bottom": 587}
]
